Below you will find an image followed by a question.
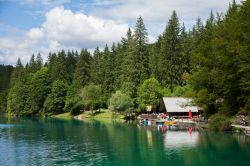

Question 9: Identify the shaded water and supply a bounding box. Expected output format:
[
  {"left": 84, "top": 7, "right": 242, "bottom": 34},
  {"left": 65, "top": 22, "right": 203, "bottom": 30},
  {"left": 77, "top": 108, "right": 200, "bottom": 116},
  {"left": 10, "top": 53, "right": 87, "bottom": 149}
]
[{"left": 0, "top": 117, "right": 249, "bottom": 166}]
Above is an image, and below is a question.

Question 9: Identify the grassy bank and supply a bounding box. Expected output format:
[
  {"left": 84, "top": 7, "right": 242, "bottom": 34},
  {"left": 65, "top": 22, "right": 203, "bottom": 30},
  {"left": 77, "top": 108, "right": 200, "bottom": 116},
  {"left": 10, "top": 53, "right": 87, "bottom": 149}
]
[
  {"left": 52, "top": 112, "right": 73, "bottom": 119},
  {"left": 75, "top": 109, "right": 125, "bottom": 123},
  {"left": 53, "top": 109, "right": 125, "bottom": 123}
]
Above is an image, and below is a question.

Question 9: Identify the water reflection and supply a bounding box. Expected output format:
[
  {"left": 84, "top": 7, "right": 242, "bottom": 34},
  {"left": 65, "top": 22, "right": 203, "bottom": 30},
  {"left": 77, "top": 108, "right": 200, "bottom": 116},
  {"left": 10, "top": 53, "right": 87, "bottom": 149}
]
[
  {"left": 0, "top": 117, "right": 250, "bottom": 166},
  {"left": 146, "top": 129, "right": 153, "bottom": 147},
  {"left": 163, "top": 127, "right": 199, "bottom": 149}
]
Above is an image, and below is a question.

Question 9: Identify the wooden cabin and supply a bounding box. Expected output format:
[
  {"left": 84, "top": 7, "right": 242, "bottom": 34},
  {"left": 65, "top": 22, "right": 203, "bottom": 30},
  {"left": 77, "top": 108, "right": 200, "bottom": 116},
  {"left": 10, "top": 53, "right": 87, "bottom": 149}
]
[{"left": 159, "top": 97, "right": 202, "bottom": 118}]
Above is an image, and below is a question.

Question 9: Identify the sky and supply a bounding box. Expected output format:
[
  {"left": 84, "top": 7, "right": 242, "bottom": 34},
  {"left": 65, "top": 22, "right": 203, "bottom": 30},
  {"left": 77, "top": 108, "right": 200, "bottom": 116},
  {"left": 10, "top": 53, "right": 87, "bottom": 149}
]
[{"left": 0, "top": 0, "right": 242, "bottom": 65}]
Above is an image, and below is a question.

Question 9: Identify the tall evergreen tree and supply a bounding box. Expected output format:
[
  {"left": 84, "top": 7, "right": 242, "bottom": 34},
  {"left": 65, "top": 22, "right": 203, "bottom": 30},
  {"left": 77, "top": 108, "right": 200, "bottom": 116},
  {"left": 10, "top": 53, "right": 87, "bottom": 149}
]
[
  {"left": 48, "top": 50, "right": 69, "bottom": 83},
  {"left": 0, "top": 65, "right": 13, "bottom": 112},
  {"left": 90, "top": 47, "right": 102, "bottom": 84},
  {"left": 43, "top": 80, "right": 68, "bottom": 114},
  {"left": 160, "top": 11, "right": 184, "bottom": 91},
  {"left": 74, "top": 48, "right": 92, "bottom": 87},
  {"left": 7, "top": 59, "right": 28, "bottom": 115},
  {"left": 149, "top": 35, "right": 162, "bottom": 80},
  {"left": 66, "top": 50, "right": 77, "bottom": 82},
  {"left": 134, "top": 16, "right": 150, "bottom": 83},
  {"left": 238, "top": 0, "right": 250, "bottom": 112},
  {"left": 104, "top": 43, "right": 116, "bottom": 95},
  {"left": 120, "top": 28, "right": 138, "bottom": 97},
  {"left": 24, "top": 67, "right": 51, "bottom": 115}
]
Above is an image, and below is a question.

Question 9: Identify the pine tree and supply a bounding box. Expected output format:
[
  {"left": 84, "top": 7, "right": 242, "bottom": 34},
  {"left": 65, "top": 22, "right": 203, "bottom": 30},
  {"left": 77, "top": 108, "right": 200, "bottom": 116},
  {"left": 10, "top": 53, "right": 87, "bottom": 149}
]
[
  {"left": 160, "top": 11, "right": 183, "bottom": 91},
  {"left": 24, "top": 67, "right": 51, "bottom": 115},
  {"left": 149, "top": 36, "right": 162, "bottom": 80},
  {"left": 239, "top": 0, "right": 250, "bottom": 112},
  {"left": 66, "top": 50, "right": 77, "bottom": 82},
  {"left": 48, "top": 50, "right": 69, "bottom": 83},
  {"left": 134, "top": 16, "right": 150, "bottom": 83},
  {"left": 120, "top": 28, "right": 138, "bottom": 97},
  {"left": 90, "top": 47, "right": 101, "bottom": 84},
  {"left": 104, "top": 43, "right": 116, "bottom": 95},
  {"left": 74, "top": 48, "right": 92, "bottom": 87},
  {"left": 43, "top": 80, "right": 68, "bottom": 114},
  {"left": 7, "top": 58, "right": 27, "bottom": 115},
  {"left": 101, "top": 45, "right": 113, "bottom": 97},
  {"left": 36, "top": 53, "right": 43, "bottom": 69}
]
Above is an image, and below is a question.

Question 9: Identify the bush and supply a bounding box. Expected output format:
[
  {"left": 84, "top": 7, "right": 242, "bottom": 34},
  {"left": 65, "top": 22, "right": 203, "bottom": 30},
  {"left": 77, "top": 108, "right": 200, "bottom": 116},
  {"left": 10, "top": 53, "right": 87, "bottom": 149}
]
[
  {"left": 109, "top": 91, "right": 133, "bottom": 113},
  {"left": 172, "top": 85, "right": 194, "bottom": 97},
  {"left": 137, "top": 77, "right": 163, "bottom": 111},
  {"left": 81, "top": 84, "right": 105, "bottom": 111},
  {"left": 208, "top": 114, "right": 232, "bottom": 131},
  {"left": 70, "top": 102, "right": 84, "bottom": 115}
]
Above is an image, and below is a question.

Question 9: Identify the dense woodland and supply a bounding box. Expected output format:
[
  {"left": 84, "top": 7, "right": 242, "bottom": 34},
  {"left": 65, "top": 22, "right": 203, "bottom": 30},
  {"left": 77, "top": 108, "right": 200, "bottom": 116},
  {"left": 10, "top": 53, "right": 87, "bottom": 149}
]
[{"left": 0, "top": 0, "right": 249, "bottom": 117}]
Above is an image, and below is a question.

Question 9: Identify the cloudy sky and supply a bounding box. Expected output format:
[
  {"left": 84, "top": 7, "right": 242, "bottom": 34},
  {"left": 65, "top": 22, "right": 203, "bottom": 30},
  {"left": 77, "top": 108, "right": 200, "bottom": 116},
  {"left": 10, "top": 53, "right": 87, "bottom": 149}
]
[{"left": 0, "top": 0, "right": 241, "bottom": 65}]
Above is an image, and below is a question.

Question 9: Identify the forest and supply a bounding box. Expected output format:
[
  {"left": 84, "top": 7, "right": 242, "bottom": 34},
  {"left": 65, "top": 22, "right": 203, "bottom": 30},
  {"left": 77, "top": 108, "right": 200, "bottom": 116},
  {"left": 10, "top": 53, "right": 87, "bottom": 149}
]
[{"left": 0, "top": 0, "right": 249, "bottom": 117}]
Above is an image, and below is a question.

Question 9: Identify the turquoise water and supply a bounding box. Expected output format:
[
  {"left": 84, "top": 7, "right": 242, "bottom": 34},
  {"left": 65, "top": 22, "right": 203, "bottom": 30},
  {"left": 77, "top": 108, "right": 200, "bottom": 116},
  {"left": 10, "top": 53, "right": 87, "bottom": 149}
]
[{"left": 0, "top": 117, "right": 250, "bottom": 166}]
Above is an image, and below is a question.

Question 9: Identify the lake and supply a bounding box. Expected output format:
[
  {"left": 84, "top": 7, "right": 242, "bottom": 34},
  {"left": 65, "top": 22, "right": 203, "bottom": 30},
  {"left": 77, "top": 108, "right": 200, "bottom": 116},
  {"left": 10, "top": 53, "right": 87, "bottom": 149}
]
[{"left": 0, "top": 117, "right": 250, "bottom": 166}]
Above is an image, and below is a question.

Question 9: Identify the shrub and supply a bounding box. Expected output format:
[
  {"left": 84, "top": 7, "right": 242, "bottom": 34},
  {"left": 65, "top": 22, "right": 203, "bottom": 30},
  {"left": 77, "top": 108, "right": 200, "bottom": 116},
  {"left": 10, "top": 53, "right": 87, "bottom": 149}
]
[
  {"left": 70, "top": 102, "right": 84, "bottom": 115},
  {"left": 208, "top": 114, "right": 232, "bottom": 131},
  {"left": 109, "top": 91, "right": 133, "bottom": 113}
]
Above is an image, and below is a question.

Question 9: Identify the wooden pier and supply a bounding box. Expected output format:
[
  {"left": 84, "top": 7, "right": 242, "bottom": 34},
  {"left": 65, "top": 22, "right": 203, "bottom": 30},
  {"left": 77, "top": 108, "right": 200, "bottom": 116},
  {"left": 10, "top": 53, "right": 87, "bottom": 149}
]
[{"left": 232, "top": 124, "right": 250, "bottom": 135}]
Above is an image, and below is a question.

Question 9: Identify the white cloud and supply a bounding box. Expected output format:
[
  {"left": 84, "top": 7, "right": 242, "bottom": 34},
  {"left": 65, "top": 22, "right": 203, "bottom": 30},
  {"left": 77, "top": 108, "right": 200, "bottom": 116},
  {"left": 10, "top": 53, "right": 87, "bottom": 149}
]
[
  {"left": 0, "top": 6, "right": 129, "bottom": 65},
  {"left": 93, "top": 0, "right": 241, "bottom": 22},
  {"left": 43, "top": 6, "right": 128, "bottom": 48},
  {"left": 92, "top": 0, "right": 242, "bottom": 35},
  {"left": 27, "top": 28, "right": 44, "bottom": 40},
  {"left": 0, "top": 0, "right": 243, "bottom": 65},
  {"left": 7, "top": 0, "right": 71, "bottom": 6}
]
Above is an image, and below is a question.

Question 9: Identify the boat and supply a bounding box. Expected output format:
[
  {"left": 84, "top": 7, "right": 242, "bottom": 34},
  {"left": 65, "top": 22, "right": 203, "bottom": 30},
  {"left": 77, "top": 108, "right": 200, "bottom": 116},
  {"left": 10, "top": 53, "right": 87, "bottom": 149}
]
[
  {"left": 156, "top": 119, "right": 176, "bottom": 126},
  {"left": 164, "top": 121, "right": 175, "bottom": 125}
]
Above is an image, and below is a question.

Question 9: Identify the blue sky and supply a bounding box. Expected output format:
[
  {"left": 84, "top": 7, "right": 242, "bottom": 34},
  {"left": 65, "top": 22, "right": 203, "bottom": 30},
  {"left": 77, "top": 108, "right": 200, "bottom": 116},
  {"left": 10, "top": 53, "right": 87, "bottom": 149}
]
[{"left": 0, "top": 0, "right": 241, "bottom": 65}]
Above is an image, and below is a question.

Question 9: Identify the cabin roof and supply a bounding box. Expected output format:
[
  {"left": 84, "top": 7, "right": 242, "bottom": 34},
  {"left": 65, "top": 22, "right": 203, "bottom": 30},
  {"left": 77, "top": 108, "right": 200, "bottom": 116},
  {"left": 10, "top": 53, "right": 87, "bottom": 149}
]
[{"left": 163, "top": 97, "right": 199, "bottom": 113}]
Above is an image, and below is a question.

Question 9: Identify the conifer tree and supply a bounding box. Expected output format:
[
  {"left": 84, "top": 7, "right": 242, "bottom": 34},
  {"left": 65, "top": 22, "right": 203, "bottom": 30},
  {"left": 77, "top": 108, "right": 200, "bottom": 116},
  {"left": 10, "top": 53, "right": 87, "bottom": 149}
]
[
  {"left": 74, "top": 48, "right": 92, "bottom": 87},
  {"left": 134, "top": 16, "right": 150, "bottom": 83},
  {"left": 90, "top": 47, "right": 102, "bottom": 84},
  {"left": 160, "top": 11, "right": 183, "bottom": 91}
]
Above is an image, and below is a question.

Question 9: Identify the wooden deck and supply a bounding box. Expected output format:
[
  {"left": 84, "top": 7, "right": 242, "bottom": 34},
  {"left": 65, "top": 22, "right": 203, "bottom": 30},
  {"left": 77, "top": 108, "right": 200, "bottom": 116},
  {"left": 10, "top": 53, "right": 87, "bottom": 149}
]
[{"left": 232, "top": 124, "right": 250, "bottom": 135}]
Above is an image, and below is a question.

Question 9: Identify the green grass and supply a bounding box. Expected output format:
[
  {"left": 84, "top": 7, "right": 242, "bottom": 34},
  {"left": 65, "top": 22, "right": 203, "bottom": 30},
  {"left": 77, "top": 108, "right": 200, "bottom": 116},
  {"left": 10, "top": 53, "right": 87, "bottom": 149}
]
[
  {"left": 77, "top": 109, "right": 125, "bottom": 123},
  {"left": 52, "top": 112, "right": 73, "bottom": 119},
  {"left": 51, "top": 109, "right": 125, "bottom": 123}
]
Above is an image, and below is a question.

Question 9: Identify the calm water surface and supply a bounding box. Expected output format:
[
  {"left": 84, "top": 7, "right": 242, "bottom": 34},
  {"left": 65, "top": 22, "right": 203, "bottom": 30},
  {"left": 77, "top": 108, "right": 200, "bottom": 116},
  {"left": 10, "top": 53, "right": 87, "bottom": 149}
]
[{"left": 0, "top": 117, "right": 250, "bottom": 166}]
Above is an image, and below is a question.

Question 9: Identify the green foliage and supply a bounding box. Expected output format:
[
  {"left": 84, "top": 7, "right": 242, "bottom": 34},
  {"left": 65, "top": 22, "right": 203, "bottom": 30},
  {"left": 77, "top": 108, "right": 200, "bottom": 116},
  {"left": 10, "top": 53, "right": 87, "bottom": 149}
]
[
  {"left": 119, "top": 28, "right": 139, "bottom": 97},
  {"left": 0, "top": 91, "right": 8, "bottom": 112},
  {"left": 119, "top": 17, "right": 150, "bottom": 97},
  {"left": 0, "top": 65, "right": 13, "bottom": 112},
  {"left": 70, "top": 102, "right": 84, "bottom": 116},
  {"left": 134, "top": 16, "right": 150, "bottom": 83},
  {"left": 189, "top": 1, "right": 250, "bottom": 115},
  {"left": 24, "top": 67, "right": 51, "bottom": 115},
  {"left": 90, "top": 47, "right": 102, "bottom": 85},
  {"left": 81, "top": 84, "right": 104, "bottom": 111},
  {"left": 171, "top": 85, "right": 194, "bottom": 97},
  {"left": 109, "top": 90, "right": 133, "bottom": 113},
  {"left": 26, "top": 54, "right": 43, "bottom": 73},
  {"left": 119, "top": 82, "right": 136, "bottom": 97},
  {"left": 161, "top": 87, "right": 172, "bottom": 97},
  {"left": 6, "top": 59, "right": 27, "bottom": 115},
  {"left": 137, "top": 78, "right": 163, "bottom": 111},
  {"left": 0, "top": 65, "right": 13, "bottom": 91},
  {"left": 74, "top": 49, "right": 92, "bottom": 87},
  {"left": 64, "top": 82, "right": 83, "bottom": 115},
  {"left": 43, "top": 80, "right": 68, "bottom": 114},
  {"left": 48, "top": 50, "right": 74, "bottom": 83},
  {"left": 159, "top": 11, "right": 187, "bottom": 91},
  {"left": 208, "top": 114, "right": 232, "bottom": 131},
  {"left": 4, "top": 1, "right": 250, "bottom": 118}
]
